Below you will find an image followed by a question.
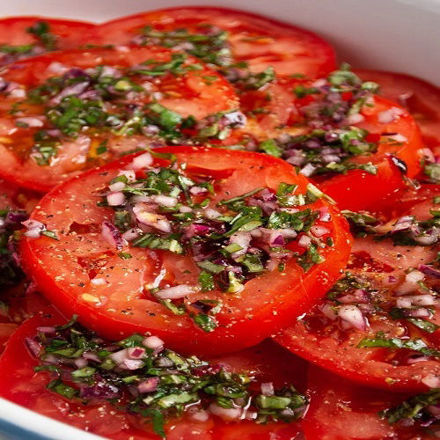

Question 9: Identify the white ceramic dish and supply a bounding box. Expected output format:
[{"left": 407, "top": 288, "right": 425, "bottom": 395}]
[{"left": 0, "top": 1, "right": 438, "bottom": 438}]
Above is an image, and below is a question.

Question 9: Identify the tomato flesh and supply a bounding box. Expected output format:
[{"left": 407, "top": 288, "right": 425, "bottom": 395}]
[{"left": 19, "top": 147, "right": 351, "bottom": 355}]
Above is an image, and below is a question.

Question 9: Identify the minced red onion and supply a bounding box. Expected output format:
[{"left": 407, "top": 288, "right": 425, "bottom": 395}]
[
  {"left": 407, "top": 354, "right": 430, "bottom": 365},
  {"left": 16, "top": 117, "right": 45, "bottom": 127},
  {"left": 109, "top": 348, "right": 129, "bottom": 365},
  {"left": 345, "top": 113, "right": 365, "bottom": 125},
  {"left": 190, "top": 409, "right": 210, "bottom": 422},
  {"left": 396, "top": 270, "right": 425, "bottom": 294},
  {"left": 138, "top": 377, "right": 160, "bottom": 394},
  {"left": 155, "top": 284, "right": 195, "bottom": 300},
  {"left": 378, "top": 107, "right": 404, "bottom": 124},
  {"left": 204, "top": 208, "right": 221, "bottom": 220},
  {"left": 419, "top": 148, "right": 435, "bottom": 163},
  {"left": 388, "top": 133, "right": 408, "bottom": 143},
  {"left": 101, "top": 221, "right": 127, "bottom": 250},
  {"left": 130, "top": 152, "right": 153, "bottom": 170},
  {"left": 22, "top": 219, "right": 46, "bottom": 238},
  {"left": 36, "top": 326, "right": 56, "bottom": 334},
  {"left": 299, "top": 163, "right": 316, "bottom": 177},
  {"left": 83, "top": 352, "right": 101, "bottom": 362},
  {"left": 151, "top": 194, "right": 178, "bottom": 207},
  {"left": 127, "top": 347, "right": 146, "bottom": 359},
  {"left": 422, "top": 374, "right": 440, "bottom": 388},
  {"left": 25, "top": 337, "right": 42, "bottom": 357},
  {"left": 414, "top": 231, "right": 440, "bottom": 246},
  {"left": 229, "top": 232, "right": 251, "bottom": 257},
  {"left": 118, "top": 170, "right": 136, "bottom": 182},
  {"left": 209, "top": 403, "right": 242, "bottom": 421},
  {"left": 405, "top": 307, "right": 431, "bottom": 318},
  {"left": 298, "top": 235, "right": 312, "bottom": 248},
  {"left": 106, "top": 191, "right": 125, "bottom": 206},
  {"left": 392, "top": 216, "right": 415, "bottom": 232},
  {"left": 74, "top": 358, "right": 89, "bottom": 369},
  {"left": 338, "top": 305, "right": 368, "bottom": 331},
  {"left": 47, "top": 61, "right": 69, "bottom": 75},
  {"left": 311, "top": 225, "right": 329, "bottom": 238},
  {"left": 260, "top": 382, "right": 274, "bottom": 396},
  {"left": 319, "top": 303, "right": 338, "bottom": 320},
  {"left": 419, "top": 264, "right": 440, "bottom": 279},
  {"left": 143, "top": 335, "right": 164, "bottom": 351},
  {"left": 133, "top": 206, "right": 172, "bottom": 233},
  {"left": 190, "top": 186, "right": 208, "bottom": 195},
  {"left": 109, "top": 181, "right": 126, "bottom": 192},
  {"left": 122, "top": 359, "right": 144, "bottom": 370},
  {"left": 400, "top": 294, "right": 436, "bottom": 307},
  {"left": 51, "top": 81, "right": 90, "bottom": 105},
  {"left": 122, "top": 228, "right": 140, "bottom": 242}
]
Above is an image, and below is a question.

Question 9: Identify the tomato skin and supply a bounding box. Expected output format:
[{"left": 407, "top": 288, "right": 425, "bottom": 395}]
[
  {"left": 0, "top": 17, "right": 95, "bottom": 63},
  {"left": 0, "top": 47, "right": 238, "bottom": 192},
  {"left": 0, "top": 310, "right": 306, "bottom": 439},
  {"left": 302, "top": 367, "right": 429, "bottom": 440},
  {"left": 93, "top": 7, "right": 336, "bottom": 77},
  {"left": 355, "top": 69, "right": 440, "bottom": 149},
  {"left": 19, "top": 147, "right": 351, "bottom": 355}
]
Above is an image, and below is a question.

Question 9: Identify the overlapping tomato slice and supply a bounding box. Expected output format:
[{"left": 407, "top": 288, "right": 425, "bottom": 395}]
[
  {"left": 0, "top": 47, "right": 238, "bottom": 191},
  {"left": 0, "top": 17, "right": 95, "bottom": 65},
  {"left": 92, "top": 7, "right": 336, "bottom": 77},
  {"left": 356, "top": 69, "right": 440, "bottom": 149},
  {"left": 0, "top": 307, "right": 308, "bottom": 440},
  {"left": 277, "top": 185, "right": 440, "bottom": 391},
  {"left": 303, "top": 366, "right": 434, "bottom": 440}
]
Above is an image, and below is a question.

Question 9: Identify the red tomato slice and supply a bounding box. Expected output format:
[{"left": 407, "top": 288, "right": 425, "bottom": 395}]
[
  {"left": 277, "top": 187, "right": 440, "bottom": 391},
  {"left": 19, "top": 147, "right": 351, "bottom": 355},
  {"left": 0, "top": 17, "right": 95, "bottom": 65},
  {"left": 318, "top": 96, "right": 422, "bottom": 210},
  {"left": 0, "top": 309, "right": 307, "bottom": 440},
  {"left": 302, "top": 367, "right": 431, "bottom": 440},
  {"left": 239, "top": 72, "right": 423, "bottom": 211},
  {"left": 0, "top": 47, "right": 238, "bottom": 191},
  {"left": 93, "top": 7, "right": 336, "bottom": 77},
  {"left": 355, "top": 69, "right": 440, "bottom": 149}
]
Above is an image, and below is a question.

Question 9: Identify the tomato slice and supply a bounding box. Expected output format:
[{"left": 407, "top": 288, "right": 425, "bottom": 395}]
[
  {"left": 19, "top": 147, "right": 351, "bottom": 355},
  {"left": 0, "top": 47, "right": 238, "bottom": 191},
  {"left": 233, "top": 70, "right": 424, "bottom": 211},
  {"left": 276, "top": 186, "right": 440, "bottom": 391},
  {"left": 0, "top": 309, "right": 307, "bottom": 439},
  {"left": 0, "top": 17, "right": 95, "bottom": 65},
  {"left": 302, "top": 367, "right": 431, "bottom": 440},
  {"left": 93, "top": 7, "right": 336, "bottom": 77},
  {"left": 355, "top": 69, "right": 440, "bottom": 149}
]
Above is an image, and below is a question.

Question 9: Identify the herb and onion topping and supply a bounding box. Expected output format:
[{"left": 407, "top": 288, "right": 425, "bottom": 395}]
[
  {"left": 381, "top": 389, "right": 440, "bottom": 429},
  {"left": 30, "top": 317, "right": 308, "bottom": 438},
  {"left": 344, "top": 208, "right": 440, "bottom": 246},
  {"left": 254, "top": 67, "right": 388, "bottom": 177},
  {"left": 133, "top": 25, "right": 232, "bottom": 67},
  {"left": 0, "top": 52, "right": 238, "bottom": 167},
  {"left": 0, "top": 208, "right": 28, "bottom": 287},
  {"left": 0, "top": 21, "right": 57, "bottom": 63},
  {"left": 103, "top": 153, "right": 330, "bottom": 331}
]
